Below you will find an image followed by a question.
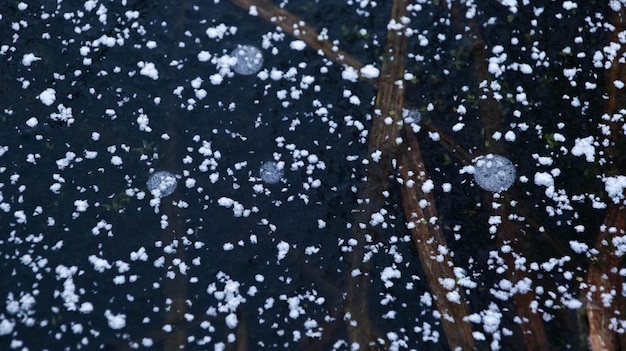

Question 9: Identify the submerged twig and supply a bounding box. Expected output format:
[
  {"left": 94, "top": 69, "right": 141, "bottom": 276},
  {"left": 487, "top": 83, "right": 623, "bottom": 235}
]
[
  {"left": 373, "top": 1, "right": 475, "bottom": 348},
  {"left": 399, "top": 126, "right": 475, "bottom": 349},
  {"left": 344, "top": 0, "right": 409, "bottom": 346},
  {"left": 586, "top": 204, "right": 626, "bottom": 351},
  {"left": 446, "top": 1, "right": 550, "bottom": 349},
  {"left": 423, "top": 120, "right": 474, "bottom": 165},
  {"left": 228, "top": 0, "right": 475, "bottom": 348},
  {"left": 228, "top": 0, "right": 372, "bottom": 84},
  {"left": 586, "top": 7, "right": 626, "bottom": 351},
  {"left": 161, "top": 146, "right": 189, "bottom": 350},
  {"left": 234, "top": 309, "right": 249, "bottom": 351}
]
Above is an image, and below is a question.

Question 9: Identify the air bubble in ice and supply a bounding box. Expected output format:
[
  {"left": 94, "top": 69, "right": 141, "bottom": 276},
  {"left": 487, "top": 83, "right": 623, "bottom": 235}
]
[
  {"left": 402, "top": 108, "right": 422, "bottom": 124},
  {"left": 230, "top": 45, "right": 264, "bottom": 75},
  {"left": 147, "top": 171, "right": 177, "bottom": 198},
  {"left": 259, "top": 161, "right": 283, "bottom": 184},
  {"left": 473, "top": 154, "right": 516, "bottom": 192}
]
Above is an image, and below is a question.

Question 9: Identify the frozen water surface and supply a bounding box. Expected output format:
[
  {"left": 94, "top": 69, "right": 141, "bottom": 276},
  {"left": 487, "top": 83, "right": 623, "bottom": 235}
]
[{"left": 1, "top": 0, "right": 625, "bottom": 350}]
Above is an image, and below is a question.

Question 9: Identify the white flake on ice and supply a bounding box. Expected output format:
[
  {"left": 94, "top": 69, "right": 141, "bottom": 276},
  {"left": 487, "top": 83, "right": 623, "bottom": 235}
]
[
  {"left": 603, "top": 175, "right": 626, "bottom": 204},
  {"left": 276, "top": 241, "right": 290, "bottom": 263},
  {"left": 104, "top": 310, "right": 126, "bottom": 329},
  {"left": 138, "top": 61, "right": 159, "bottom": 80},
  {"left": 571, "top": 136, "right": 595, "bottom": 162},
  {"left": 360, "top": 64, "right": 380, "bottom": 79},
  {"left": 380, "top": 266, "right": 401, "bottom": 288},
  {"left": 22, "top": 53, "right": 41, "bottom": 66},
  {"left": 37, "top": 88, "right": 56, "bottom": 106},
  {"left": 290, "top": 40, "right": 306, "bottom": 51}
]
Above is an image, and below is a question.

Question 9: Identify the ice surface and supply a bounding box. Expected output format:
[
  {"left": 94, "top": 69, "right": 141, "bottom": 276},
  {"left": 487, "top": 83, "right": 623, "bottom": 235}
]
[{"left": 1, "top": 1, "right": 624, "bottom": 349}]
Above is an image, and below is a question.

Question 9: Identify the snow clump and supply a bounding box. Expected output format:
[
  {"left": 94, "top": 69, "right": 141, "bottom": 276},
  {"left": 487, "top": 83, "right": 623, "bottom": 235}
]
[{"left": 37, "top": 88, "right": 56, "bottom": 106}]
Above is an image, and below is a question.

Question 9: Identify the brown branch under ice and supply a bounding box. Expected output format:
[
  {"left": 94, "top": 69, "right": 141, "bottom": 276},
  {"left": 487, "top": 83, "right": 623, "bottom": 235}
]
[
  {"left": 586, "top": 204, "right": 626, "bottom": 351},
  {"left": 161, "top": 154, "right": 190, "bottom": 350},
  {"left": 445, "top": 1, "right": 550, "bottom": 349},
  {"left": 586, "top": 7, "right": 626, "bottom": 351},
  {"left": 229, "top": 0, "right": 475, "bottom": 348},
  {"left": 228, "top": 0, "right": 371, "bottom": 84},
  {"left": 399, "top": 126, "right": 475, "bottom": 349},
  {"left": 341, "top": 0, "right": 475, "bottom": 347},
  {"left": 342, "top": 0, "right": 409, "bottom": 346}
]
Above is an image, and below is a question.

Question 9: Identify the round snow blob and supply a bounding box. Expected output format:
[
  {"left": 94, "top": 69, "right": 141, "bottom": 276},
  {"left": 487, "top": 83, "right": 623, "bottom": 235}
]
[
  {"left": 231, "top": 45, "right": 264, "bottom": 75},
  {"left": 473, "top": 154, "right": 516, "bottom": 192},
  {"left": 147, "top": 171, "right": 177, "bottom": 197},
  {"left": 259, "top": 161, "right": 283, "bottom": 184}
]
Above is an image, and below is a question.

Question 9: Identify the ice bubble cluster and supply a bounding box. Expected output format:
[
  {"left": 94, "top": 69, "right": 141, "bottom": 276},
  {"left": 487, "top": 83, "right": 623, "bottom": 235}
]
[
  {"left": 473, "top": 154, "right": 516, "bottom": 192},
  {"left": 230, "top": 45, "right": 264, "bottom": 75},
  {"left": 259, "top": 161, "right": 284, "bottom": 184},
  {"left": 402, "top": 108, "right": 422, "bottom": 124},
  {"left": 146, "top": 171, "right": 177, "bottom": 198}
]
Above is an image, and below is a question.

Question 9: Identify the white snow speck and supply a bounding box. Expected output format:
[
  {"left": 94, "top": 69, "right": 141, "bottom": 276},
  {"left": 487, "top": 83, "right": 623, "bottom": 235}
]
[
  {"left": 26, "top": 117, "right": 38, "bottom": 128},
  {"left": 519, "top": 63, "right": 533, "bottom": 74},
  {"left": 563, "top": 1, "right": 578, "bottom": 10},
  {"left": 341, "top": 66, "right": 359, "bottom": 82},
  {"left": 217, "top": 197, "right": 234, "bottom": 208},
  {"left": 452, "top": 123, "right": 465, "bottom": 132},
  {"left": 571, "top": 136, "right": 595, "bottom": 162},
  {"left": 205, "top": 23, "right": 236, "bottom": 40},
  {"left": 248, "top": 5, "right": 258, "bottom": 15},
  {"left": 197, "top": 50, "right": 212, "bottom": 62},
  {"left": 569, "top": 240, "right": 589, "bottom": 254},
  {"left": 533, "top": 172, "right": 554, "bottom": 188},
  {"left": 276, "top": 241, "right": 290, "bottom": 263},
  {"left": 381, "top": 266, "right": 401, "bottom": 288},
  {"left": 49, "top": 104, "right": 74, "bottom": 126},
  {"left": 210, "top": 74, "right": 223, "bottom": 85},
  {"left": 138, "top": 61, "right": 159, "bottom": 80},
  {"left": 421, "top": 179, "right": 434, "bottom": 193},
  {"left": 498, "top": 0, "right": 518, "bottom": 13},
  {"left": 22, "top": 53, "right": 41, "bottom": 66},
  {"left": 504, "top": 131, "right": 516, "bottom": 142},
  {"left": 603, "top": 175, "right": 626, "bottom": 204},
  {"left": 446, "top": 290, "right": 461, "bottom": 304},
  {"left": 225, "top": 313, "right": 238, "bottom": 329},
  {"left": 317, "top": 219, "right": 326, "bottom": 229},
  {"left": 0, "top": 320, "right": 15, "bottom": 336},
  {"left": 289, "top": 40, "right": 306, "bottom": 51},
  {"left": 79, "top": 302, "right": 93, "bottom": 314},
  {"left": 88, "top": 255, "right": 111, "bottom": 272},
  {"left": 110, "top": 155, "right": 123, "bottom": 166},
  {"left": 360, "top": 64, "right": 380, "bottom": 79},
  {"left": 104, "top": 310, "right": 126, "bottom": 329},
  {"left": 74, "top": 200, "right": 89, "bottom": 212},
  {"left": 38, "top": 88, "right": 56, "bottom": 106}
]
